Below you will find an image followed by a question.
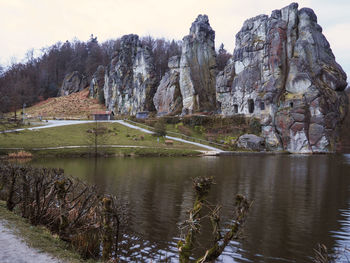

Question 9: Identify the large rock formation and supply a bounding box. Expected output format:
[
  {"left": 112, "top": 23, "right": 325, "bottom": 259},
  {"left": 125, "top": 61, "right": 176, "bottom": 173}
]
[
  {"left": 216, "top": 3, "right": 348, "bottom": 153},
  {"left": 89, "top": 65, "right": 105, "bottom": 102},
  {"left": 237, "top": 134, "right": 266, "bottom": 151},
  {"left": 153, "top": 56, "right": 182, "bottom": 115},
  {"left": 104, "top": 34, "right": 157, "bottom": 115},
  {"left": 180, "top": 15, "right": 217, "bottom": 113},
  {"left": 59, "top": 71, "right": 87, "bottom": 96}
]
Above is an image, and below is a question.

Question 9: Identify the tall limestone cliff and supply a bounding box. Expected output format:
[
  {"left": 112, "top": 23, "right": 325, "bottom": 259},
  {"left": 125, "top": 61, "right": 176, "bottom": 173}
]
[
  {"left": 216, "top": 3, "right": 348, "bottom": 153},
  {"left": 89, "top": 65, "right": 105, "bottom": 102},
  {"left": 153, "top": 56, "right": 182, "bottom": 115},
  {"left": 104, "top": 34, "right": 157, "bottom": 115},
  {"left": 59, "top": 71, "right": 88, "bottom": 96},
  {"left": 180, "top": 15, "right": 217, "bottom": 113}
]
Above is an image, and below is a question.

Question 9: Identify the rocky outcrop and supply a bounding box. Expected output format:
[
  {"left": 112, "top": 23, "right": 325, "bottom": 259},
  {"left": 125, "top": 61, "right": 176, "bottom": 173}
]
[
  {"left": 89, "top": 65, "right": 105, "bottom": 102},
  {"left": 153, "top": 56, "right": 182, "bottom": 115},
  {"left": 59, "top": 71, "right": 87, "bottom": 96},
  {"left": 216, "top": 3, "right": 348, "bottom": 153},
  {"left": 237, "top": 134, "right": 266, "bottom": 151},
  {"left": 104, "top": 34, "right": 157, "bottom": 115},
  {"left": 180, "top": 15, "right": 217, "bottom": 114}
]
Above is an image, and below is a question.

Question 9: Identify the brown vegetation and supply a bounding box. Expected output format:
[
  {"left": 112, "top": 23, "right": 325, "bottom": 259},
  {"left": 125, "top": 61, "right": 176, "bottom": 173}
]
[
  {"left": 177, "top": 177, "right": 250, "bottom": 263},
  {"left": 24, "top": 89, "right": 105, "bottom": 119},
  {"left": 0, "top": 162, "right": 124, "bottom": 260},
  {"left": 7, "top": 151, "right": 33, "bottom": 159},
  {"left": 132, "top": 114, "right": 256, "bottom": 149},
  {"left": 0, "top": 35, "right": 184, "bottom": 116}
]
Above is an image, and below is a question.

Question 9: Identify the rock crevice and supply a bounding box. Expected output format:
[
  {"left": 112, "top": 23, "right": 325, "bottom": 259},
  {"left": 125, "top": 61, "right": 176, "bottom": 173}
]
[
  {"left": 179, "top": 14, "right": 217, "bottom": 113},
  {"left": 217, "top": 3, "right": 348, "bottom": 153},
  {"left": 59, "top": 71, "right": 87, "bottom": 96},
  {"left": 104, "top": 34, "right": 158, "bottom": 115}
]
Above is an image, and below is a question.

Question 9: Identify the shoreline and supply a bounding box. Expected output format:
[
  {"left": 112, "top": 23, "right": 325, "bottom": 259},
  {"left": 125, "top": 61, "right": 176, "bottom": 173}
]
[
  {"left": 0, "top": 201, "right": 87, "bottom": 263},
  {"left": 1, "top": 147, "right": 343, "bottom": 161}
]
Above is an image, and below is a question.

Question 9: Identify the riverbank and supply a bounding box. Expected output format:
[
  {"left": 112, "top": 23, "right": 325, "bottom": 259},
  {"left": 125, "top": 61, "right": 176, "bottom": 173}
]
[
  {"left": 0, "top": 147, "right": 201, "bottom": 159},
  {"left": 0, "top": 201, "right": 92, "bottom": 263},
  {"left": 0, "top": 122, "right": 206, "bottom": 158}
]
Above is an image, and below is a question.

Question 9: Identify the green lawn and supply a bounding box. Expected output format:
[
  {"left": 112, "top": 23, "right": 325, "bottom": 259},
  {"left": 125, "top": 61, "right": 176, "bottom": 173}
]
[
  {"left": 124, "top": 119, "right": 228, "bottom": 150},
  {"left": 0, "top": 123, "right": 205, "bottom": 155},
  {"left": 0, "top": 120, "right": 43, "bottom": 131}
]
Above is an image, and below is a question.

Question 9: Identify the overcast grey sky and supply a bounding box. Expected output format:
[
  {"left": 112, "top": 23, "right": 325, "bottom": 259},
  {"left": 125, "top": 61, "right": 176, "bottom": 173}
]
[{"left": 0, "top": 0, "right": 349, "bottom": 78}]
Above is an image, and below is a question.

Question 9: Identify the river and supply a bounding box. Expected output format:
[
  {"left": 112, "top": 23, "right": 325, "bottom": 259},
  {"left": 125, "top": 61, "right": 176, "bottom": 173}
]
[{"left": 30, "top": 154, "right": 350, "bottom": 262}]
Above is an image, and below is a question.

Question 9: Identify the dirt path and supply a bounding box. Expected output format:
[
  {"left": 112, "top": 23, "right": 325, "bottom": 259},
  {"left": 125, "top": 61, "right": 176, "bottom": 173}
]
[{"left": 0, "top": 220, "right": 61, "bottom": 263}]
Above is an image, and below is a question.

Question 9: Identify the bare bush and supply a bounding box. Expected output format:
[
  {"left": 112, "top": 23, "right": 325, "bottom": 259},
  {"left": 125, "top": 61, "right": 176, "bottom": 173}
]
[
  {"left": 177, "top": 176, "right": 251, "bottom": 263},
  {"left": 0, "top": 162, "right": 123, "bottom": 260}
]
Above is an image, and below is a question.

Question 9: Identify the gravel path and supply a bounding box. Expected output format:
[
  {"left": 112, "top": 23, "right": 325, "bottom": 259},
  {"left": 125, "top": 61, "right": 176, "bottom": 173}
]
[
  {"left": 2, "top": 119, "right": 223, "bottom": 153},
  {"left": 115, "top": 120, "right": 223, "bottom": 152},
  {"left": 0, "top": 220, "right": 61, "bottom": 263}
]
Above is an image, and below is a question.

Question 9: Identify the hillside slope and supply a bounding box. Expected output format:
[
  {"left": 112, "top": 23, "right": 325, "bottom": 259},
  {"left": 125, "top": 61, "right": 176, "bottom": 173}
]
[{"left": 25, "top": 89, "right": 105, "bottom": 119}]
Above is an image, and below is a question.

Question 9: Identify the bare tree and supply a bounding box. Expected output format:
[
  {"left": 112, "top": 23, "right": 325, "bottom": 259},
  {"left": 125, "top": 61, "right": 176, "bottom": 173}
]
[{"left": 86, "top": 120, "right": 110, "bottom": 156}]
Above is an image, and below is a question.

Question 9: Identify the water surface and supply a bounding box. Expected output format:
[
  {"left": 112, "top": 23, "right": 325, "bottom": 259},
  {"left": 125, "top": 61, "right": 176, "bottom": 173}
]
[{"left": 31, "top": 154, "right": 350, "bottom": 262}]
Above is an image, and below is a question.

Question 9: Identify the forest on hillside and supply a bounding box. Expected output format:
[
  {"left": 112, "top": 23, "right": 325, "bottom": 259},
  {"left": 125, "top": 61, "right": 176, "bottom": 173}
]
[{"left": 0, "top": 34, "right": 232, "bottom": 115}]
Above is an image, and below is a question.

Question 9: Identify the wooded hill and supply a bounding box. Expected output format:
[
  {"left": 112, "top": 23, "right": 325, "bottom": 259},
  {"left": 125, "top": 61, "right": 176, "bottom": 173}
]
[{"left": 0, "top": 35, "right": 231, "bottom": 115}]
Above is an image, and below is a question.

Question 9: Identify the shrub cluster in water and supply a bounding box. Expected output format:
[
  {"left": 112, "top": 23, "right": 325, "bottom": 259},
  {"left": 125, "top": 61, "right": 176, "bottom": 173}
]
[{"left": 0, "top": 162, "right": 121, "bottom": 260}]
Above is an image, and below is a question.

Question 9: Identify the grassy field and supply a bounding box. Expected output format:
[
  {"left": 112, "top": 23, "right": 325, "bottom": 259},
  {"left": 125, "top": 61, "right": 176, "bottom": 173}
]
[
  {"left": 0, "top": 201, "right": 95, "bottom": 263},
  {"left": 0, "top": 122, "right": 204, "bottom": 157},
  {"left": 124, "top": 119, "right": 236, "bottom": 150},
  {"left": 0, "top": 119, "right": 44, "bottom": 131}
]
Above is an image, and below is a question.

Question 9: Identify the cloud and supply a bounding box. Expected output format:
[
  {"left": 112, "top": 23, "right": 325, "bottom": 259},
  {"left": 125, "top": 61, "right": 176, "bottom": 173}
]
[
  {"left": 323, "top": 23, "right": 350, "bottom": 78},
  {"left": 1, "top": 0, "right": 348, "bottom": 80}
]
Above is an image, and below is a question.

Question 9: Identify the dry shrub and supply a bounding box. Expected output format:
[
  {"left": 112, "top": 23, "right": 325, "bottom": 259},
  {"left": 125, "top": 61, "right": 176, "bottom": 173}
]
[
  {"left": 178, "top": 125, "right": 192, "bottom": 136},
  {"left": 0, "top": 162, "right": 124, "bottom": 260},
  {"left": 7, "top": 151, "right": 33, "bottom": 159},
  {"left": 164, "top": 140, "right": 174, "bottom": 145}
]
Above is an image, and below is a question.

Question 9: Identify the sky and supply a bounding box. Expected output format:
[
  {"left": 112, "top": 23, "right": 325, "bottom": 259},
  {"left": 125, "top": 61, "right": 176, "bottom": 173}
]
[{"left": 0, "top": 0, "right": 349, "bottom": 79}]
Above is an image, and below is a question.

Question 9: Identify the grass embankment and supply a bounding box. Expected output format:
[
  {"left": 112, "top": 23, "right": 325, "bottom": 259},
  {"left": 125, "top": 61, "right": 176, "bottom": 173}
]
[
  {"left": 0, "top": 201, "right": 94, "bottom": 263},
  {"left": 126, "top": 115, "right": 262, "bottom": 151},
  {"left": 0, "top": 119, "right": 44, "bottom": 131},
  {"left": 125, "top": 119, "right": 217, "bottom": 147},
  {"left": 0, "top": 122, "right": 203, "bottom": 157}
]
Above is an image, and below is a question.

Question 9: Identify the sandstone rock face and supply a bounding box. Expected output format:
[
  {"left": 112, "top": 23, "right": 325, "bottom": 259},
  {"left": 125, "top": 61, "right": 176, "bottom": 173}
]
[
  {"left": 153, "top": 56, "right": 182, "bottom": 115},
  {"left": 237, "top": 134, "right": 266, "bottom": 151},
  {"left": 216, "top": 3, "right": 348, "bottom": 153},
  {"left": 180, "top": 15, "right": 217, "bottom": 113},
  {"left": 89, "top": 65, "right": 105, "bottom": 101},
  {"left": 59, "top": 71, "right": 87, "bottom": 96},
  {"left": 104, "top": 34, "right": 157, "bottom": 115}
]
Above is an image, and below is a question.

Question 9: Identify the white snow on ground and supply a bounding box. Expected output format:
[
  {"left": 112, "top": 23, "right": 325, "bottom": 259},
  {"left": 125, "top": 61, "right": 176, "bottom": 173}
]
[{"left": 0, "top": 220, "right": 61, "bottom": 263}]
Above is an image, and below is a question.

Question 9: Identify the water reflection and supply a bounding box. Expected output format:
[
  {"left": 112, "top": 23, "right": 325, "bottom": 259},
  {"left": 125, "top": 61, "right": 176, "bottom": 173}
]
[{"left": 31, "top": 154, "right": 350, "bottom": 262}]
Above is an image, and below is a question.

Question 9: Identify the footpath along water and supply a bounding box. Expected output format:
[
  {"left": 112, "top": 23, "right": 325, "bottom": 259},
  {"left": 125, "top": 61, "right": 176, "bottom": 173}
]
[{"left": 0, "top": 220, "right": 61, "bottom": 263}]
